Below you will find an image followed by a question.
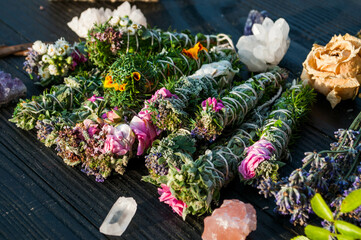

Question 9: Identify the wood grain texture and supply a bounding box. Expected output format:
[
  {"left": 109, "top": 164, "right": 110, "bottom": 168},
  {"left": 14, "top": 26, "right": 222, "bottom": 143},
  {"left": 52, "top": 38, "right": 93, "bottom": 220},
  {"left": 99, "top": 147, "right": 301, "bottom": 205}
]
[{"left": 0, "top": 0, "right": 360, "bottom": 239}]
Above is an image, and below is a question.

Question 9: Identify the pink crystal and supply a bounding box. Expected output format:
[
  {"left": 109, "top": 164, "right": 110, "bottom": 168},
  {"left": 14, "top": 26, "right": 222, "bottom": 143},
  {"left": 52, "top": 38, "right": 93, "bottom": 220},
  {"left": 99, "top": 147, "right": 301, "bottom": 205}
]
[{"left": 202, "top": 199, "right": 257, "bottom": 240}]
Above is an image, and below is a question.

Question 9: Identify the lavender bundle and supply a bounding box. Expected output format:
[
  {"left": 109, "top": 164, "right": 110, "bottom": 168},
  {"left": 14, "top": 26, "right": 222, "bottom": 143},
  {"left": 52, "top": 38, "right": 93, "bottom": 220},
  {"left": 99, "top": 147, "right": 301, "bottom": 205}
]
[
  {"left": 191, "top": 67, "right": 288, "bottom": 141},
  {"left": 86, "top": 16, "right": 235, "bottom": 69},
  {"left": 24, "top": 38, "right": 88, "bottom": 86},
  {"left": 239, "top": 82, "right": 315, "bottom": 183},
  {"left": 266, "top": 111, "right": 361, "bottom": 226}
]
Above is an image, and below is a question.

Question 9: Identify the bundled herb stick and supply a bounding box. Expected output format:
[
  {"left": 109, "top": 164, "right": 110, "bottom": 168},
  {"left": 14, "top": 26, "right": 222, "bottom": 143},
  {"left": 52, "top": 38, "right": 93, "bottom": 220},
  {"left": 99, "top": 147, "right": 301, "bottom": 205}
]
[
  {"left": 10, "top": 74, "right": 102, "bottom": 130},
  {"left": 86, "top": 16, "right": 235, "bottom": 69},
  {"left": 191, "top": 67, "right": 288, "bottom": 141},
  {"left": 239, "top": 82, "right": 316, "bottom": 183}
]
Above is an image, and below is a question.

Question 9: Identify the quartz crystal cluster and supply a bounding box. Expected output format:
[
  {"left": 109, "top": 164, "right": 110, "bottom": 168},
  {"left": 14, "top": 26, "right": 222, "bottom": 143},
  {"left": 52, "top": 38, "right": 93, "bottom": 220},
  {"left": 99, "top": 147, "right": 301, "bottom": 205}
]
[
  {"left": 202, "top": 200, "right": 257, "bottom": 240},
  {"left": 237, "top": 17, "right": 290, "bottom": 72},
  {"left": 67, "top": 2, "right": 147, "bottom": 38},
  {"left": 0, "top": 70, "right": 26, "bottom": 106}
]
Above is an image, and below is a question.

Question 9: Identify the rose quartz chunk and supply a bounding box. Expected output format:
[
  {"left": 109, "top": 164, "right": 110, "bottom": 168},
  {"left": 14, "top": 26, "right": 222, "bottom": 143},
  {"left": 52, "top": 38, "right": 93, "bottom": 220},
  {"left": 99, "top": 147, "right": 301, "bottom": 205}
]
[{"left": 202, "top": 199, "right": 257, "bottom": 240}]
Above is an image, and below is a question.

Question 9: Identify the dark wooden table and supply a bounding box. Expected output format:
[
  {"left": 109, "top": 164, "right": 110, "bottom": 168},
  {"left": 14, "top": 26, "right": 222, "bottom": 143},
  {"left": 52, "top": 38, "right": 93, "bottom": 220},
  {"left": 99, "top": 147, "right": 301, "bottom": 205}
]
[{"left": 1, "top": 0, "right": 361, "bottom": 239}]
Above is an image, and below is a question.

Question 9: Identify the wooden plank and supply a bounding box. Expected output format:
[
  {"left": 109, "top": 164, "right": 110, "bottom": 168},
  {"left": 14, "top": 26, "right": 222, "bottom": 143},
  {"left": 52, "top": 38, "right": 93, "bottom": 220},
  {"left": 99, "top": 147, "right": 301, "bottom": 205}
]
[{"left": 0, "top": 142, "right": 104, "bottom": 239}]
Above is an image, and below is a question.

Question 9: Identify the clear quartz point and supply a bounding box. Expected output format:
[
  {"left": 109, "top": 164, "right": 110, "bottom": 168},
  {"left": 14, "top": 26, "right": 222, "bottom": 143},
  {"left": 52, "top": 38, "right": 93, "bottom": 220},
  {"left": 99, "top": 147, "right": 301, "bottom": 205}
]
[{"left": 99, "top": 197, "right": 137, "bottom": 236}]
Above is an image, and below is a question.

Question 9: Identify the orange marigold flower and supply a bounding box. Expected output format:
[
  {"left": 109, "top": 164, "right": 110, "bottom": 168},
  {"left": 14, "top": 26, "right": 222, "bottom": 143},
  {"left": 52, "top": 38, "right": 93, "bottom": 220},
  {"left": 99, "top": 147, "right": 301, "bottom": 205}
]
[
  {"left": 114, "top": 83, "right": 127, "bottom": 91},
  {"left": 182, "top": 42, "right": 208, "bottom": 60},
  {"left": 132, "top": 72, "right": 141, "bottom": 81},
  {"left": 104, "top": 75, "right": 116, "bottom": 88}
]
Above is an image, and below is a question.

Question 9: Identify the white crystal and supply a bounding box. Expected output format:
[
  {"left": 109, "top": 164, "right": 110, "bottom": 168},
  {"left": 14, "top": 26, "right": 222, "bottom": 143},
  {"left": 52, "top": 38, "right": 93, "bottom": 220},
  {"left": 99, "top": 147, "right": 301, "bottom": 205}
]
[
  {"left": 236, "top": 17, "right": 290, "bottom": 72},
  {"left": 190, "top": 60, "right": 238, "bottom": 82},
  {"left": 67, "top": 2, "right": 147, "bottom": 38},
  {"left": 99, "top": 197, "right": 137, "bottom": 236}
]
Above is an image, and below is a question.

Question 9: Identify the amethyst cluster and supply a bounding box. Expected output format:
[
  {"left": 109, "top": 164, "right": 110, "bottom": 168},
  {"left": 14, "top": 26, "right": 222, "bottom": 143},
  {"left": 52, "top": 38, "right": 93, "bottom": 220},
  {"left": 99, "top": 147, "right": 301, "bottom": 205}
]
[
  {"left": 244, "top": 10, "right": 268, "bottom": 36},
  {"left": 0, "top": 70, "right": 27, "bottom": 105}
]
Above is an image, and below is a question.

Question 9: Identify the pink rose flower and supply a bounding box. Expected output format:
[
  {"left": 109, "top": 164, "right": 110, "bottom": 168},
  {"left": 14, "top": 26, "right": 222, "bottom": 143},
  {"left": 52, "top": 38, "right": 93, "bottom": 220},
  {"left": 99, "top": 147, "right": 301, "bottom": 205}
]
[
  {"left": 103, "top": 124, "right": 135, "bottom": 156},
  {"left": 158, "top": 184, "right": 187, "bottom": 216},
  {"left": 83, "top": 119, "right": 99, "bottom": 137},
  {"left": 138, "top": 108, "right": 151, "bottom": 121},
  {"left": 102, "top": 107, "right": 119, "bottom": 121},
  {"left": 130, "top": 116, "right": 157, "bottom": 155},
  {"left": 201, "top": 97, "right": 224, "bottom": 112},
  {"left": 239, "top": 139, "right": 275, "bottom": 179},
  {"left": 87, "top": 95, "right": 104, "bottom": 103}
]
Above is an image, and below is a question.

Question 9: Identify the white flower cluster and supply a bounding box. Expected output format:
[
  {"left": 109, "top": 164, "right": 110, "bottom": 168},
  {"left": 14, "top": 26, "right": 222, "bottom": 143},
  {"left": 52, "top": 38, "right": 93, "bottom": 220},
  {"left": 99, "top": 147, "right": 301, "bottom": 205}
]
[
  {"left": 31, "top": 38, "right": 72, "bottom": 80},
  {"left": 109, "top": 16, "right": 142, "bottom": 35},
  {"left": 67, "top": 2, "right": 147, "bottom": 38},
  {"left": 236, "top": 18, "right": 290, "bottom": 72}
]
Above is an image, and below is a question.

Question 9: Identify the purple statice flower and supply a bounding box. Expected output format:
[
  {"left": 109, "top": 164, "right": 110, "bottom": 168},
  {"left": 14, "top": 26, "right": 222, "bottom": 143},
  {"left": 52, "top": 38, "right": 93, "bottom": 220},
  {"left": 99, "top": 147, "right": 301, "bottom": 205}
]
[
  {"left": 93, "top": 27, "right": 123, "bottom": 54},
  {"left": 145, "top": 153, "right": 169, "bottom": 176},
  {"left": 244, "top": 10, "right": 269, "bottom": 36},
  {"left": 35, "top": 120, "right": 54, "bottom": 142},
  {"left": 23, "top": 48, "right": 39, "bottom": 74}
]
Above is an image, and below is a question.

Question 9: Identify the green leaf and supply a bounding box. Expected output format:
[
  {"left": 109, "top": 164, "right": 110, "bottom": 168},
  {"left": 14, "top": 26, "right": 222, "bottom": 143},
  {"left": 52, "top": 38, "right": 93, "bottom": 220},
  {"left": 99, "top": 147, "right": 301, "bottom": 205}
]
[
  {"left": 341, "top": 189, "right": 361, "bottom": 213},
  {"left": 335, "top": 234, "right": 356, "bottom": 240},
  {"left": 305, "top": 225, "right": 332, "bottom": 240},
  {"left": 335, "top": 220, "right": 361, "bottom": 238},
  {"left": 310, "top": 193, "right": 334, "bottom": 222},
  {"left": 291, "top": 236, "right": 310, "bottom": 240}
]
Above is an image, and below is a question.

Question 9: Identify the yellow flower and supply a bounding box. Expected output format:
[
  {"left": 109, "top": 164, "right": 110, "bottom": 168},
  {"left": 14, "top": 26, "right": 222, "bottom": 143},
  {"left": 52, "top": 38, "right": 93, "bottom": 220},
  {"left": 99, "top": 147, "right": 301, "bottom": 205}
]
[
  {"left": 182, "top": 42, "right": 208, "bottom": 60},
  {"left": 114, "top": 83, "right": 127, "bottom": 91},
  {"left": 132, "top": 72, "right": 141, "bottom": 81},
  {"left": 104, "top": 75, "right": 116, "bottom": 89}
]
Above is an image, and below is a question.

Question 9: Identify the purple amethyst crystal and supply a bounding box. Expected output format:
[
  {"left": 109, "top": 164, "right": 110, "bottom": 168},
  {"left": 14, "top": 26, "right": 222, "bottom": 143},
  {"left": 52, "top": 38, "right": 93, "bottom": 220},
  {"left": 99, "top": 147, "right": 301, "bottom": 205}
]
[
  {"left": 244, "top": 10, "right": 269, "bottom": 36},
  {"left": 0, "top": 70, "right": 27, "bottom": 105}
]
